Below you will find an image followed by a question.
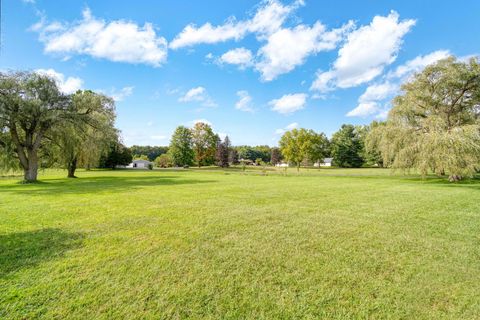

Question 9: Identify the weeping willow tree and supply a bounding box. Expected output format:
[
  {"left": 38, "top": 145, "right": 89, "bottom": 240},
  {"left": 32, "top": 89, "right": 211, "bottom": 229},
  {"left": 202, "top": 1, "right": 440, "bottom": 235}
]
[
  {"left": 49, "top": 90, "right": 117, "bottom": 178},
  {"left": 370, "top": 56, "right": 480, "bottom": 181}
]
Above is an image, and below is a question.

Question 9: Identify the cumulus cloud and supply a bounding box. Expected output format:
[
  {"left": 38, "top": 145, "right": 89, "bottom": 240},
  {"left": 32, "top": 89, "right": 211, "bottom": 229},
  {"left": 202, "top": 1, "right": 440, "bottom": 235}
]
[
  {"left": 32, "top": 8, "right": 168, "bottom": 66},
  {"left": 235, "top": 90, "right": 254, "bottom": 112},
  {"left": 346, "top": 50, "right": 451, "bottom": 118},
  {"left": 179, "top": 86, "right": 217, "bottom": 107},
  {"left": 109, "top": 86, "right": 134, "bottom": 101},
  {"left": 275, "top": 122, "right": 299, "bottom": 134},
  {"left": 219, "top": 48, "right": 253, "bottom": 69},
  {"left": 269, "top": 93, "right": 307, "bottom": 114},
  {"left": 170, "top": 0, "right": 304, "bottom": 49},
  {"left": 35, "top": 68, "right": 83, "bottom": 94},
  {"left": 311, "top": 11, "right": 415, "bottom": 92},
  {"left": 256, "top": 21, "right": 354, "bottom": 81}
]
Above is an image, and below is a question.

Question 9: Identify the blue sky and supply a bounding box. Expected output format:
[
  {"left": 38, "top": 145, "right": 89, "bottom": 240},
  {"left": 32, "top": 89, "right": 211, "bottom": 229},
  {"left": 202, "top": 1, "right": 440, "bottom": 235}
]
[{"left": 2, "top": 0, "right": 479, "bottom": 146}]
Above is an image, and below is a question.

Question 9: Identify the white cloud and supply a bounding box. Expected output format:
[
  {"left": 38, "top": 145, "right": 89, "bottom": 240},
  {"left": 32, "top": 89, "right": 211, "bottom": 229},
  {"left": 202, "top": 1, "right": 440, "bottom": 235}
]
[
  {"left": 35, "top": 68, "right": 83, "bottom": 94},
  {"left": 33, "top": 8, "right": 168, "bottom": 66},
  {"left": 347, "top": 50, "right": 451, "bottom": 118},
  {"left": 170, "top": 0, "right": 303, "bottom": 49},
  {"left": 275, "top": 122, "right": 299, "bottom": 134},
  {"left": 311, "top": 11, "right": 415, "bottom": 92},
  {"left": 107, "top": 86, "right": 134, "bottom": 102},
  {"left": 219, "top": 48, "right": 253, "bottom": 69},
  {"left": 388, "top": 49, "right": 450, "bottom": 79},
  {"left": 269, "top": 93, "right": 307, "bottom": 114},
  {"left": 257, "top": 21, "right": 354, "bottom": 81},
  {"left": 235, "top": 90, "right": 254, "bottom": 112},
  {"left": 179, "top": 86, "right": 217, "bottom": 107}
]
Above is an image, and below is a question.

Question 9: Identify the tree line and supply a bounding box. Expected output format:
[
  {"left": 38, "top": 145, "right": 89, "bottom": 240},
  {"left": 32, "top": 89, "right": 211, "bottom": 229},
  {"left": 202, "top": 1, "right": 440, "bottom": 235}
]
[{"left": 1, "top": 57, "right": 479, "bottom": 182}]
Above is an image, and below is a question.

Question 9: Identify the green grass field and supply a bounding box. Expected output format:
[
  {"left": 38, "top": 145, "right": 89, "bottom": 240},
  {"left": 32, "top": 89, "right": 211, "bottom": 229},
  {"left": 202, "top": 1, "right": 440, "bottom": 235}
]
[{"left": 1, "top": 168, "right": 479, "bottom": 319}]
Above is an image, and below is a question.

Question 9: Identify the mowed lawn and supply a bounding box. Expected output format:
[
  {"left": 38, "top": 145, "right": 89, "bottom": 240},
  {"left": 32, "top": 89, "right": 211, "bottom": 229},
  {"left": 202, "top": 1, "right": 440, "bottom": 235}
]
[{"left": 1, "top": 169, "right": 479, "bottom": 319}]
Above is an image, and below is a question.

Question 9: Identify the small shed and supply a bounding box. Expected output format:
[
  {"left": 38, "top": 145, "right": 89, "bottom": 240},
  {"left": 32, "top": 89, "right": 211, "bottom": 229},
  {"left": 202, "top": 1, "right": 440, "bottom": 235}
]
[
  {"left": 128, "top": 159, "right": 152, "bottom": 169},
  {"left": 314, "top": 158, "right": 334, "bottom": 167}
]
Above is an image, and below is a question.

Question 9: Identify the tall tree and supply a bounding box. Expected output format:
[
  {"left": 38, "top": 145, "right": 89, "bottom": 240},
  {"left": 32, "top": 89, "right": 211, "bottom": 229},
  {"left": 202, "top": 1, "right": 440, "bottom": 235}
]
[
  {"left": 216, "top": 135, "right": 231, "bottom": 167},
  {"left": 270, "top": 147, "right": 282, "bottom": 165},
  {"left": 364, "top": 121, "right": 386, "bottom": 167},
  {"left": 168, "top": 126, "right": 194, "bottom": 167},
  {"left": 51, "top": 90, "right": 116, "bottom": 178},
  {"left": 0, "top": 72, "right": 70, "bottom": 182},
  {"left": 331, "top": 124, "right": 364, "bottom": 168},
  {"left": 374, "top": 57, "right": 480, "bottom": 181},
  {"left": 191, "top": 122, "right": 217, "bottom": 167},
  {"left": 279, "top": 128, "right": 319, "bottom": 171}
]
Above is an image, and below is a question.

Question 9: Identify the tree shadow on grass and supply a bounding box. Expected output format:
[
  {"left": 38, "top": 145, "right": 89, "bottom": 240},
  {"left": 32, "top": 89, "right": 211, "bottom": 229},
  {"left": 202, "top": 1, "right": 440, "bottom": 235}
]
[
  {"left": 0, "top": 175, "right": 218, "bottom": 195},
  {"left": 0, "top": 228, "right": 84, "bottom": 278},
  {"left": 404, "top": 175, "right": 480, "bottom": 191}
]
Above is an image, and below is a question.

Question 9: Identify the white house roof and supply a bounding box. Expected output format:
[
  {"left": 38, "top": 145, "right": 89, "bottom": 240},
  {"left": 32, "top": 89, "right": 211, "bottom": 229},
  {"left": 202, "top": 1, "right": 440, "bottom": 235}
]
[{"left": 323, "top": 158, "right": 333, "bottom": 163}]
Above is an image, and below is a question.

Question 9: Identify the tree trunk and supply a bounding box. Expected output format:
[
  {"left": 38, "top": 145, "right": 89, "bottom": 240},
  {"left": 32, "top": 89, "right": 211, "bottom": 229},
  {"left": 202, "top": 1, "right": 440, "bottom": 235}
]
[
  {"left": 67, "top": 158, "right": 77, "bottom": 178},
  {"left": 448, "top": 174, "right": 462, "bottom": 182},
  {"left": 23, "top": 149, "right": 39, "bottom": 183}
]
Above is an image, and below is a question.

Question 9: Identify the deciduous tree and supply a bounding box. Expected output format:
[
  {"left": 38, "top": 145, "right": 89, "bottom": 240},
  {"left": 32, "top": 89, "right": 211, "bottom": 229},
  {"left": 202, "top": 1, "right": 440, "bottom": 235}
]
[
  {"left": 374, "top": 57, "right": 480, "bottom": 181},
  {"left": 169, "top": 126, "right": 194, "bottom": 167}
]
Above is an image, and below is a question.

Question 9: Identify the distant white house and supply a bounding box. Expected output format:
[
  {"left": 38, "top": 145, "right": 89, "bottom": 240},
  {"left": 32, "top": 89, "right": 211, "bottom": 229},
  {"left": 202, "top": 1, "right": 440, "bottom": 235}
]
[
  {"left": 127, "top": 159, "right": 152, "bottom": 169},
  {"left": 314, "top": 158, "right": 334, "bottom": 167}
]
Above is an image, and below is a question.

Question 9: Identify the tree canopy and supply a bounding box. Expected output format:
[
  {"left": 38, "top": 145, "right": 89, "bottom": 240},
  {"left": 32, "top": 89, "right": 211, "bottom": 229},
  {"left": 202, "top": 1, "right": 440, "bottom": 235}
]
[
  {"left": 372, "top": 57, "right": 480, "bottom": 180},
  {"left": 168, "top": 125, "right": 194, "bottom": 167},
  {"left": 330, "top": 124, "right": 364, "bottom": 168}
]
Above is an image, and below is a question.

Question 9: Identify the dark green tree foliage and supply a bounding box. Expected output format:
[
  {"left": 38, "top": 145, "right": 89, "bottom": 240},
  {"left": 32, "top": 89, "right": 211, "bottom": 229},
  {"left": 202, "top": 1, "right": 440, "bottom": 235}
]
[
  {"left": 235, "top": 145, "right": 271, "bottom": 162},
  {"left": 0, "top": 72, "right": 70, "bottom": 182},
  {"left": 331, "top": 124, "right": 364, "bottom": 168},
  {"left": 270, "top": 147, "right": 282, "bottom": 165},
  {"left": 216, "top": 136, "right": 231, "bottom": 167},
  {"left": 99, "top": 142, "right": 132, "bottom": 169},
  {"left": 168, "top": 125, "right": 194, "bottom": 167},
  {"left": 129, "top": 145, "right": 169, "bottom": 161}
]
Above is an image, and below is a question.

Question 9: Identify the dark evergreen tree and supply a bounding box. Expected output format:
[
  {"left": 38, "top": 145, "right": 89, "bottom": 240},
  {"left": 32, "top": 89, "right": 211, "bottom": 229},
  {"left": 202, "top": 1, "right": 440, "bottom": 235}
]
[{"left": 330, "top": 124, "right": 364, "bottom": 168}]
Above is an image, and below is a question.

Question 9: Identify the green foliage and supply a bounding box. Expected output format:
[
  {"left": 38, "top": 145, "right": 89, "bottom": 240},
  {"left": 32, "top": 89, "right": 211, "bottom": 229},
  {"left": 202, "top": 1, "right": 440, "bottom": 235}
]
[
  {"left": 364, "top": 121, "right": 386, "bottom": 167},
  {"left": 169, "top": 126, "right": 194, "bottom": 167},
  {"left": 191, "top": 122, "right": 217, "bottom": 167},
  {"left": 154, "top": 153, "right": 173, "bottom": 168},
  {"left": 0, "top": 72, "right": 69, "bottom": 181},
  {"left": 331, "top": 124, "right": 364, "bottom": 168},
  {"left": 279, "top": 128, "right": 329, "bottom": 170},
  {"left": 50, "top": 90, "right": 117, "bottom": 177},
  {"left": 235, "top": 145, "right": 271, "bottom": 162},
  {"left": 375, "top": 57, "right": 480, "bottom": 180},
  {"left": 134, "top": 155, "right": 149, "bottom": 161},
  {"left": 99, "top": 141, "right": 132, "bottom": 169},
  {"left": 129, "top": 145, "right": 169, "bottom": 161}
]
